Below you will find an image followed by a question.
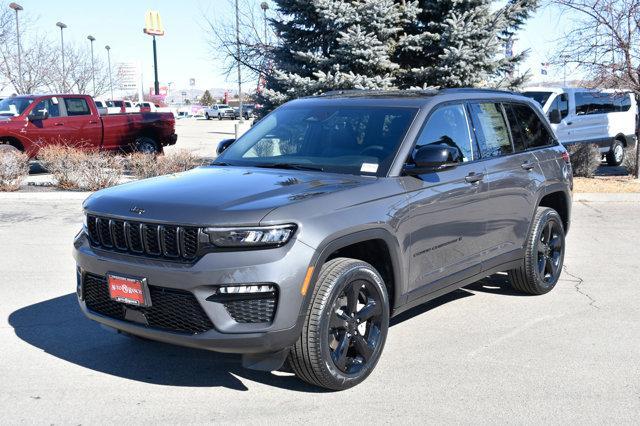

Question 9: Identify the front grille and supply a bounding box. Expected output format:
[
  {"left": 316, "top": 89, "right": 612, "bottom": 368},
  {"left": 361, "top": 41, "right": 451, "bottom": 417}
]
[
  {"left": 87, "top": 215, "right": 200, "bottom": 261},
  {"left": 224, "top": 296, "right": 277, "bottom": 324},
  {"left": 82, "top": 273, "right": 214, "bottom": 334}
]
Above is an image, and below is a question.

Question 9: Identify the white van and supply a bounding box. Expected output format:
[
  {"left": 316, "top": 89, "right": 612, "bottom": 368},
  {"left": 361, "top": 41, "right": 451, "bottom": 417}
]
[{"left": 522, "top": 87, "right": 637, "bottom": 166}]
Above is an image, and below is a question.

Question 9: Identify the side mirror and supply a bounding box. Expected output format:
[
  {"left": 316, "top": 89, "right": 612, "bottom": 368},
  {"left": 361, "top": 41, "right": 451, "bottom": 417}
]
[
  {"left": 403, "top": 144, "right": 461, "bottom": 175},
  {"left": 28, "top": 110, "right": 49, "bottom": 121},
  {"left": 217, "top": 138, "right": 235, "bottom": 155},
  {"left": 548, "top": 109, "right": 562, "bottom": 124}
]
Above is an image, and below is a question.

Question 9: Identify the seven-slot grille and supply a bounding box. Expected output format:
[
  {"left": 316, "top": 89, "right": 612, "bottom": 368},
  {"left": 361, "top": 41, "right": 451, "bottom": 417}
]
[{"left": 87, "top": 215, "right": 200, "bottom": 261}]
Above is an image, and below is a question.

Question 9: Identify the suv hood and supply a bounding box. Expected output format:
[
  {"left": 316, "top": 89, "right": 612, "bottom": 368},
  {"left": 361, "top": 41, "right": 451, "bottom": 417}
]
[{"left": 84, "top": 166, "right": 373, "bottom": 226}]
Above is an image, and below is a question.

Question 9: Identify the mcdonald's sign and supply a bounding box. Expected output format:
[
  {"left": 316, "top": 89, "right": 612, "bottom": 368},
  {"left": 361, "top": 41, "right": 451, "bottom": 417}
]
[{"left": 143, "top": 10, "right": 165, "bottom": 36}]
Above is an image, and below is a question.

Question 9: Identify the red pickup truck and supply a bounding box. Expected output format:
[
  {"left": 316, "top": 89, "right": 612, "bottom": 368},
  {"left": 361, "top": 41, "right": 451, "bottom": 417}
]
[{"left": 0, "top": 94, "right": 177, "bottom": 157}]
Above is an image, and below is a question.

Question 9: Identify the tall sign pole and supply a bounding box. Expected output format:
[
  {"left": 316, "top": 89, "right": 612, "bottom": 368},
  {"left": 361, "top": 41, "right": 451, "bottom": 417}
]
[{"left": 143, "top": 10, "right": 164, "bottom": 96}]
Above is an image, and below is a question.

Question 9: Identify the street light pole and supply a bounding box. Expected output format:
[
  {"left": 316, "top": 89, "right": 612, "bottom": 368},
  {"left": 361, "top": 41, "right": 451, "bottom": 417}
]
[
  {"left": 9, "top": 3, "right": 23, "bottom": 93},
  {"left": 235, "top": 0, "right": 243, "bottom": 125},
  {"left": 105, "top": 45, "right": 113, "bottom": 100},
  {"left": 87, "top": 35, "right": 96, "bottom": 96},
  {"left": 260, "top": 2, "right": 268, "bottom": 45},
  {"left": 56, "top": 22, "right": 67, "bottom": 92}
]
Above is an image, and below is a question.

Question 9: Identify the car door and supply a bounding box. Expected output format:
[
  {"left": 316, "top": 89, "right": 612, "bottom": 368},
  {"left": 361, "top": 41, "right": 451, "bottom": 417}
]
[
  {"left": 569, "top": 91, "right": 609, "bottom": 144},
  {"left": 404, "top": 102, "right": 488, "bottom": 297},
  {"left": 61, "top": 97, "right": 102, "bottom": 150},
  {"left": 471, "top": 102, "right": 542, "bottom": 269},
  {"left": 22, "top": 96, "right": 72, "bottom": 147}
]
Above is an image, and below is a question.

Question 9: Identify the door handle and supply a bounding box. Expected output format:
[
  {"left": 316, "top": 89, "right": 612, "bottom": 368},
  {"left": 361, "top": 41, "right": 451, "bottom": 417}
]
[
  {"left": 521, "top": 161, "right": 535, "bottom": 171},
  {"left": 89, "top": 120, "right": 98, "bottom": 124},
  {"left": 566, "top": 121, "right": 573, "bottom": 125},
  {"left": 464, "top": 172, "right": 484, "bottom": 184},
  {"left": 53, "top": 122, "right": 64, "bottom": 126}
]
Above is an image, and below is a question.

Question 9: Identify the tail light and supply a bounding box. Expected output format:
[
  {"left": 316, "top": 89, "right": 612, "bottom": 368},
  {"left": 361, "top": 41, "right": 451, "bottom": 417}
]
[{"left": 561, "top": 151, "right": 570, "bottom": 164}]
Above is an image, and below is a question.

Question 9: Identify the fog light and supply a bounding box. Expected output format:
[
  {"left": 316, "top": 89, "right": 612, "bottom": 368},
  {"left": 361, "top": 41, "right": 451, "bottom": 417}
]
[
  {"left": 218, "top": 284, "right": 275, "bottom": 294},
  {"left": 206, "top": 284, "right": 277, "bottom": 302}
]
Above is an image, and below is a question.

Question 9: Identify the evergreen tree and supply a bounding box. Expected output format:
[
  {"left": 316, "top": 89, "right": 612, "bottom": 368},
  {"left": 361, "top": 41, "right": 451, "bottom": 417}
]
[
  {"left": 200, "top": 90, "right": 214, "bottom": 106},
  {"left": 262, "top": 0, "right": 538, "bottom": 109},
  {"left": 395, "top": 0, "right": 538, "bottom": 89},
  {"left": 261, "top": 0, "right": 407, "bottom": 108}
]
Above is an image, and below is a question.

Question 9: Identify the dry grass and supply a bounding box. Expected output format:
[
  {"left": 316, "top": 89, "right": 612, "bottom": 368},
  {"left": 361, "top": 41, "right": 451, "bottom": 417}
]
[
  {"left": 39, "top": 145, "right": 124, "bottom": 191},
  {"left": 126, "top": 151, "right": 206, "bottom": 179},
  {"left": 573, "top": 176, "right": 640, "bottom": 193},
  {"left": 0, "top": 149, "right": 29, "bottom": 191}
]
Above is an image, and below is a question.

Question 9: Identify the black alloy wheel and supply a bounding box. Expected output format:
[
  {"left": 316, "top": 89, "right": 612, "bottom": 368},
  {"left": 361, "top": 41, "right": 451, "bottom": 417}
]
[
  {"left": 536, "top": 220, "right": 563, "bottom": 285},
  {"left": 328, "top": 279, "right": 384, "bottom": 374}
]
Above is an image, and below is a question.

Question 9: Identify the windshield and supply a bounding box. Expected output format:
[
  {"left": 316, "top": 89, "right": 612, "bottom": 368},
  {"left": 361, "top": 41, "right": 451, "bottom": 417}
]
[
  {"left": 218, "top": 104, "right": 230, "bottom": 108},
  {"left": 0, "top": 97, "right": 34, "bottom": 116},
  {"left": 522, "top": 91, "right": 553, "bottom": 107},
  {"left": 217, "top": 105, "right": 418, "bottom": 176}
]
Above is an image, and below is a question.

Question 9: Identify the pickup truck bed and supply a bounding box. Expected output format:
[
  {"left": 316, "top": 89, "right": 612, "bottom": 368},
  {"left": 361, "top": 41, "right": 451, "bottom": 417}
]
[{"left": 0, "top": 94, "right": 177, "bottom": 157}]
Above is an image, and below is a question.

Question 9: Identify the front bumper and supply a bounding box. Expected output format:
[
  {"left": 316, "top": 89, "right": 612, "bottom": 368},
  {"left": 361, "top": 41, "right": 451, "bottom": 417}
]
[{"left": 73, "top": 231, "right": 314, "bottom": 354}]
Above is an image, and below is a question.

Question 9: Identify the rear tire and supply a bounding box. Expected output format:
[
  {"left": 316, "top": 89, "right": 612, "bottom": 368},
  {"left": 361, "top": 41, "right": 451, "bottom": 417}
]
[
  {"left": 135, "top": 136, "right": 160, "bottom": 155},
  {"left": 205, "top": 113, "right": 210, "bottom": 120},
  {"left": 509, "top": 207, "right": 565, "bottom": 295},
  {"left": 606, "top": 140, "right": 625, "bottom": 166},
  {"left": 288, "top": 258, "right": 389, "bottom": 390}
]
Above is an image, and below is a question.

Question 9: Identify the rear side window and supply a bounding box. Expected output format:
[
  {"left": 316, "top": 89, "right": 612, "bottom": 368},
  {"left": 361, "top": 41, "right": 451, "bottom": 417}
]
[
  {"left": 468, "top": 103, "right": 512, "bottom": 158},
  {"left": 575, "top": 92, "right": 631, "bottom": 115},
  {"left": 505, "top": 103, "right": 554, "bottom": 149},
  {"left": 64, "top": 98, "right": 91, "bottom": 116},
  {"left": 415, "top": 104, "right": 477, "bottom": 162}
]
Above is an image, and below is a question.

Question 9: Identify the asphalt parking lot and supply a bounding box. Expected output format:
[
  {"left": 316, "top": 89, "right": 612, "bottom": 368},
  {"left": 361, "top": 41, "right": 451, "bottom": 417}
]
[
  {"left": 0, "top": 197, "right": 638, "bottom": 424},
  {"left": 164, "top": 117, "right": 253, "bottom": 158}
]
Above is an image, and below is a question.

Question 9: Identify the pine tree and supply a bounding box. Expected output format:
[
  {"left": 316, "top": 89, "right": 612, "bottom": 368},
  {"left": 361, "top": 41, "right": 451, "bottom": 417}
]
[
  {"left": 261, "top": 0, "right": 406, "bottom": 108},
  {"left": 200, "top": 90, "right": 214, "bottom": 106},
  {"left": 262, "top": 0, "right": 538, "bottom": 109}
]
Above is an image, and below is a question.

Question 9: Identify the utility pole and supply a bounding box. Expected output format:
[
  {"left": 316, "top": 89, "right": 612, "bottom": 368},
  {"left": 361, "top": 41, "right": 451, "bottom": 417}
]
[
  {"left": 56, "top": 22, "right": 67, "bottom": 92},
  {"left": 87, "top": 35, "right": 96, "bottom": 96},
  {"left": 105, "top": 45, "right": 114, "bottom": 100},
  {"left": 9, "top": 3, "right": 23, "bottom": 93},
  {"left": 261, "top": 2, "right": 268, "bottom": 44}
]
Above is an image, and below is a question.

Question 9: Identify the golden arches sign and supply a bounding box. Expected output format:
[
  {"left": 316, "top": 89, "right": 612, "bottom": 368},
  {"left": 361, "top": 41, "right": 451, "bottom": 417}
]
[{"left": 143, "top": 10, "right": 164, "bottom": 36}]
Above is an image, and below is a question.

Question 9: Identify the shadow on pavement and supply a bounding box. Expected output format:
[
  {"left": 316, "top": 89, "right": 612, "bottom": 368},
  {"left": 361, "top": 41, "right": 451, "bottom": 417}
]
[
  {"left": 9, "top": 274, "right": 515, "bottom": 391},
  {"left": 464, "top": 273, "right": 527, "bottom": 296},
  {"left": 8, "top": 293, "right": 320, "bottom": 393}
]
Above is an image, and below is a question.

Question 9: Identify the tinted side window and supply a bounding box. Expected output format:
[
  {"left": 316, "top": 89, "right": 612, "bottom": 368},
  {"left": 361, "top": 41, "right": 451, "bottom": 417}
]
[
  {"left": 64, "top": 98, "right": 91, "bottom": 116},
  {"left": 503, "top": 105, "right": 526, "bottom": 152},
  {"left": 31, "top": 99, "right": 61, "bottom": 118},
  {"left": 614, "top": 93, "right": 632, "bottom": 112},
  {"left": 575, "top": 92, "right": 617, "bottom": 115},
  {"left": 469, "top": 103, "right": 512, "bottom": 158},
  {"left": 415, "top": 104, "right": 476, "bottom": 162},
  {"left": 507, "top": 103, "right": 554, "bottom": 149}
]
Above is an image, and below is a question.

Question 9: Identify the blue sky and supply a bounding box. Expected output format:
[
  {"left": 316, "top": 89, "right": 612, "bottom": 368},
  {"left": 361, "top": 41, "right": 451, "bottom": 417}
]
[{"left": 7, "top": 0, "right": 570, "bottom": 92}]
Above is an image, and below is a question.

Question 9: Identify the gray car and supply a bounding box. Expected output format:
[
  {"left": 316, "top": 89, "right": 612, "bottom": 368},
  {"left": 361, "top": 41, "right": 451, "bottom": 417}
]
[{"left": 73, "top": 89, "right": 573, "bottom": 390}]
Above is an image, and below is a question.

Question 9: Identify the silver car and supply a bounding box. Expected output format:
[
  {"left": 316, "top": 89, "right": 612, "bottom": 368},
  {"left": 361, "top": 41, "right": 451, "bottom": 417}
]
[{"left": 74, "top": 89, "right": 573, "bottom": 390}]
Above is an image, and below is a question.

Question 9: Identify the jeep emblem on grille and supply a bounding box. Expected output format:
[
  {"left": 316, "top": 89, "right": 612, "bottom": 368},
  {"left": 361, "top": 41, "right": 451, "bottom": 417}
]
[{"left": 130, "top": 206, "right": 146, "bottom": 215}]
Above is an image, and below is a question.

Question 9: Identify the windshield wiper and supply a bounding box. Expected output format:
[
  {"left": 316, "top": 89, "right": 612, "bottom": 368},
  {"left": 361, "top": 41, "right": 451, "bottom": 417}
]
[{"left": 252, "top": 162, "right": 324, "bottom": 172}]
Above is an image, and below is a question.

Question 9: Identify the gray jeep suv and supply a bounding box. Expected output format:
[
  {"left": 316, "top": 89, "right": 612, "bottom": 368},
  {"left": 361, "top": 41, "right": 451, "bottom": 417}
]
[{"left": 73, "top": 89, "right": 572, "bottom": 390}]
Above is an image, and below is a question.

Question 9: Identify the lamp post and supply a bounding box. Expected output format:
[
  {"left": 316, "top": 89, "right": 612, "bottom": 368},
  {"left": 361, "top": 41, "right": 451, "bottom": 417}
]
[
  {"left": 9, "top": 3, "right": 23, "bottom": 93},
  {"left": 260, "top": 2, "right": 268, "bottom": 44},
  {"left": 235, "top": 0, "right": 243, "bottom": 125},
  {"left": 87, "top": 35, "right": 96, "bottom": 96},
  {"left": 56, "top": 22, "right": 67, "bottom": 92},
  {"left": 105, "top": 45, "right": 113, "bottom": 100}
]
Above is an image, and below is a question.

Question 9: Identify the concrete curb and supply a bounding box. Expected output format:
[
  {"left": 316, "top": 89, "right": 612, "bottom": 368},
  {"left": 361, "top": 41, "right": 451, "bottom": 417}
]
[{"left": 574, "top": 192, "right": 640, "bottom": 203}]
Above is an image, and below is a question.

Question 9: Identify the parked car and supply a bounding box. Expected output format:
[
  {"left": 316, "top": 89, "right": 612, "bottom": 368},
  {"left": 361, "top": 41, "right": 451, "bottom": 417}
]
[
  {"left": 521, "top": 87, "right": 638, "bottom": 166},
  {"left": 0, "top": 94, "right": 177, "bottom": 157},
  {"left": 204, "top": 104, "right": 235, "bottom": 120},
  {"left": 233, "top": 104, "right": 256, "bottom": 119},
  {"left": 74, "top": 88, "right": 572, "bottom": 390},
  {"left": 136, "top": 102, "right": 162, "bottom": 113}
]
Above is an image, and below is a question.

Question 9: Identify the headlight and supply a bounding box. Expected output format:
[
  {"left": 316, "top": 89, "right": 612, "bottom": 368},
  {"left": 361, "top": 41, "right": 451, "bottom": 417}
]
[{"left": 203, "top": 224, "right": 296, "bottom": 248}]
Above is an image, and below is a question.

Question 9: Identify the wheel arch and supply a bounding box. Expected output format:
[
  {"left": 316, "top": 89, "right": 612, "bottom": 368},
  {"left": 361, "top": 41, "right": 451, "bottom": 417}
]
[
  {"left": 537, "top": 187, "right": 571, "bottom": 233},
  {"left": 614, "top": 133, "right": 627, "bottom": 147},
  {"left": 305, "top": 229, "right": 405, "bottom": 314}
]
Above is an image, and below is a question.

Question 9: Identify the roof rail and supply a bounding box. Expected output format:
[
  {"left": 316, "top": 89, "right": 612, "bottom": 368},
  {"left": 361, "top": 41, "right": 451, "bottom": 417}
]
[{"left": 440, "top": 87, "right": 518, "bottom": 95}]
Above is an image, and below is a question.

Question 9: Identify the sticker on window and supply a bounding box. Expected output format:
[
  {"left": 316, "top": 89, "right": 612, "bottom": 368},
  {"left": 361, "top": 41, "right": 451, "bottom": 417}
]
[{"left": 360, "top": 163, "right": 378, "bottom": 173}]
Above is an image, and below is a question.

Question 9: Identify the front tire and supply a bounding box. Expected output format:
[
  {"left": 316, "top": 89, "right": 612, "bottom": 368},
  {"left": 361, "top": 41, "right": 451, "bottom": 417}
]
[
  {"left": 218, "top": 114, "right": 222, "bottom": 120},
  {"left": 509, "top": 207, "right": 565, "bottom": 295},
  {"left": 288, "top": 258, "right": 389, "bottom": 390},
  {"left": 205, "top": 113, "right": 210, "bottom": 120},
  {"left": 606, "top": 140, "right": 625, "bottom": 166}
]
